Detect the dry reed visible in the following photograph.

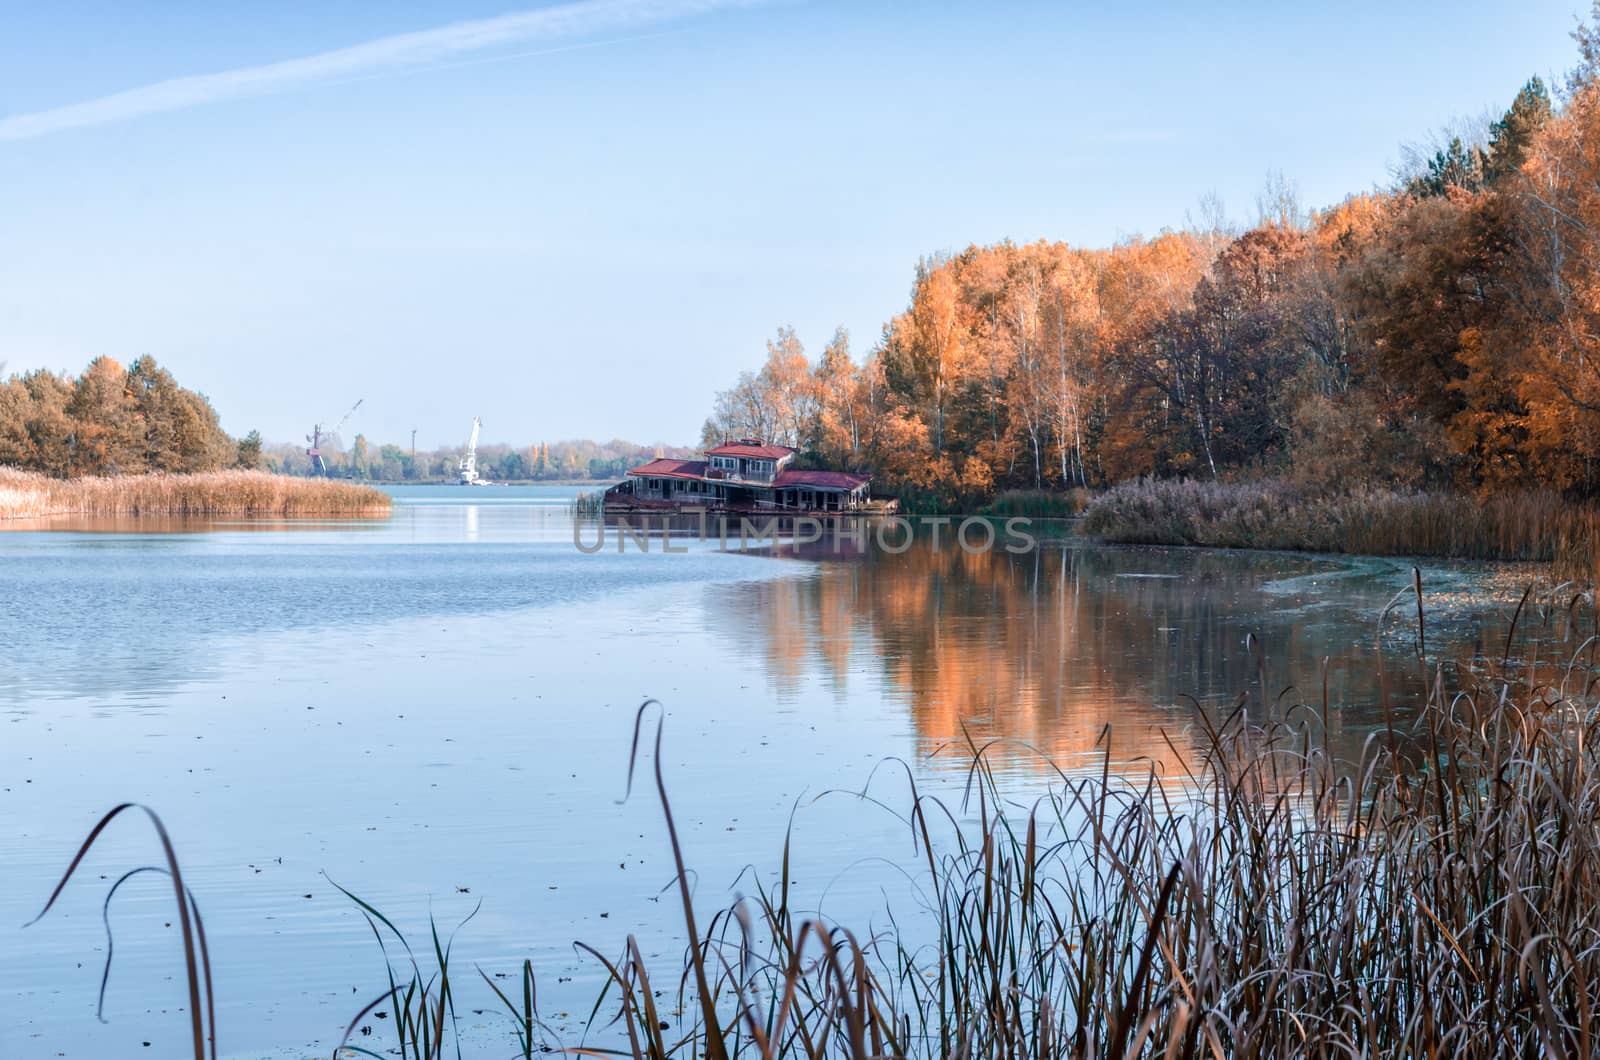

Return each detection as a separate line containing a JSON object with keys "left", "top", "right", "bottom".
{"left": 0, "top": 467, "right": 390, "bottom": 519}
{"left": 1082, "top": 477, "right": 1600, "bottom": 578}
{"left": 547, "top": 588, "right": 1600, "bottom": 1058}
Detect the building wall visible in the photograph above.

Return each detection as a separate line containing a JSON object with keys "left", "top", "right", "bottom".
{"left": 630, "top": 477, "right": 721, "bottom": 502}
{"left": 708, "top": 452, "right": 795, "bottom": 484}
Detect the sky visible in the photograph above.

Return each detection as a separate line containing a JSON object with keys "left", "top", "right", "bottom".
{"left": 0, "top": 0, "right": 1587, "bottom": 449}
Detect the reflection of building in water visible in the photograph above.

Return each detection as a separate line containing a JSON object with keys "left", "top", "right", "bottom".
{"left": 710, "top": 542, "right": 1423, "bottom": 779}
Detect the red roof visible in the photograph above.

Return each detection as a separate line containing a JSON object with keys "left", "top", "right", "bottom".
{"left": 706, "top": 441, "right": 797, "bottom": 460}
{"left": 623, "top": 458, "right": 869, "bottom": 492}
{"left": 774, "top": 469, "right": 871, "bottom": 491}
{"left": 625, "top": 458, "right": 708, "bottom": 480}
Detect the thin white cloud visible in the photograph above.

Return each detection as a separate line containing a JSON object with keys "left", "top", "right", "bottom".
{"left": 0, "top": 0, "right": 759, "bottom": 143}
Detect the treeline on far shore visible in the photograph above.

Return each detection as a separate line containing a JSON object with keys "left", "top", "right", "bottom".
{"left": 257, "top": 436, "right": 696, "bottom": 484}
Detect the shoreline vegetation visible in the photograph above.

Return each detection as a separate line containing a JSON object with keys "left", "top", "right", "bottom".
{"left": 570, "top": 478, "right": 1600, "bottom": 575}
{"left": 36, "top": 589, "right": 1600, "bottom": 1058}
{"left": 1081, "top": 478, "right": 1600, "bottom": 576}
{"left": 677, "top": 45, "right": 1600, "bottom": 554}
{"left": 0, "top": 468, "right": 390, "bottom": 519}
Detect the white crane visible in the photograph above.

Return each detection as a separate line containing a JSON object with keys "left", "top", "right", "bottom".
{"left": 306, "top": 398, "right": 363, "bottom": 476}
{"left": 458, "top": 417, "right": 484, "bottom": 485}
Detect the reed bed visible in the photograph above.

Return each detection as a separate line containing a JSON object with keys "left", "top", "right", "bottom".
{"left": 521, "top": 615, "right": 1600, "bottom": 1059}
{"left": 34, "top": 586, "right": 1600, "bottom": 1058}
{"left": 0, "top": 467, "right": 390, "bottom": 519}
{"left": 1083, "top": 477, "right": 1600, "bottom": 577}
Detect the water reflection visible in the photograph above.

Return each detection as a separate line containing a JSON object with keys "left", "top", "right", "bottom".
{"left": 0, "top": 514, "right": 390, "bottom": 534}
{"left": 713, "top": 540, "right": 1453, "bottom": 777}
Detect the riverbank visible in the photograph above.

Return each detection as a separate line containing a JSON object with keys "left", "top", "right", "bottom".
{"left": 1081, "top": 478, "right": 1600, "bottom": 577}
{"left": 0, "top": 468, "right": 391, "bottom": 518}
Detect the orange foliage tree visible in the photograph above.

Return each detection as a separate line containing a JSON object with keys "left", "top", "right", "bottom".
{"left": 696, "top": 36, "right": 1600, "bottom": 507}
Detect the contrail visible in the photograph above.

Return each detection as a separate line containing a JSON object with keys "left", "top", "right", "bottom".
{"left": 0, "top": 0, "right": 761, "bottom": 143}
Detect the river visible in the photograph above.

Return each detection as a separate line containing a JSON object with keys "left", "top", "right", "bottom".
{"left": 0, "top": 485, "right": 1539, "bottom": 1058}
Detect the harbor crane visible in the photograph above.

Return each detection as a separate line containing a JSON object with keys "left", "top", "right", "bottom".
{"left": 306, "top": 398, "right": 363, "bottom": 476}
{"left": 459, "top": 416, "right": 483, "bottom": 485}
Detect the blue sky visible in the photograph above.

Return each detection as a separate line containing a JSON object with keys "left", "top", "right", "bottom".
{"left": 0, "top": 0, "right": 1584, "bottom": 448}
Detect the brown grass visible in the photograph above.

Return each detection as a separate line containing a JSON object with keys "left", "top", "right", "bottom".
{"left": 0, "top": 467, "right": 391, "bottom": 519}
{"left": 1082, "top": 477, "right": 1600, "bottom": 577}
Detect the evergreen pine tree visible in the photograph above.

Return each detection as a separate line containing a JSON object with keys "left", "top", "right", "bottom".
{"left": 1486, "top": 76, "right": 1552, "bottom": 185}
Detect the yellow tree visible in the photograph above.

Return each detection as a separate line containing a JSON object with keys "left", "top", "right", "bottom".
{"left": 66, "top": 356, "right": 141, "bottom": 475}
{"left": 999, "top": 245, "right": 1049, "bottom": 487}
{"left": 0, "top": 371, "right": 73, "bottom": 475}
{"left": 1041, "top": 247, "right": 1100, "bottom": 488}
{"left": 761, "top": 326, "right": 818, "bottom": 449}
{"left": 960, "top": 243, "right": 1019, "bottom": 474}
{"left": 882, "top": 258, "right": 977, "bottom": 456}
{"left": 1512, "top": 80, "right": 1600, "bottom": 486}
{"left": 1095, "top": 233, "right": 1209, "bottom": 480}
{"left": 814, "top": 327, "right": 861, "bottom": 465}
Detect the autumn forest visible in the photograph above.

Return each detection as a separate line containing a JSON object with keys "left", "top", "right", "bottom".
{"left": 704, "top": 55, "right": 1600, "bottom": 511}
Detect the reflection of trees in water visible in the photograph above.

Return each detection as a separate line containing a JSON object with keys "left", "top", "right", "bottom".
{"left": 714, "top": 543, "right": 1434, "bottom": 777}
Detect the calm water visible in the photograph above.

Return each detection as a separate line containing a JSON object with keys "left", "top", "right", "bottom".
{"left": 0, "top": 486, "right": 1530, "bottom": 1058}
